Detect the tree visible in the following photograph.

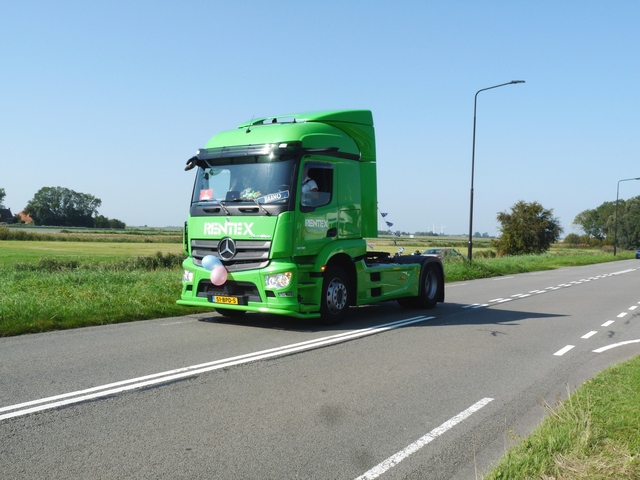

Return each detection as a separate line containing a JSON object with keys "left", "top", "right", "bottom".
{"left": 94, "top": 215, "right": 126, "bottom": 229}
{"left": 573, "top": 196, "right": 640, "bottom": 250}
{"left": 24, "top": 187, "right": 102, "bottom": 227}
{"left": 492, "top": 200, "right": 563, "bottom": 255}
{"left": 0, "top": 188, "right": 5, "bottom": 209}
{"left": 616, "top": 196, "right": 640, "bottom": 250}
{"left": 572, "top": 201, "right": 616, "bottom": 240}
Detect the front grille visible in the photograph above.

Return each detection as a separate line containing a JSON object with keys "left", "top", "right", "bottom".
{"left": 191, "top": 239, "right": 271, "bottom": 272}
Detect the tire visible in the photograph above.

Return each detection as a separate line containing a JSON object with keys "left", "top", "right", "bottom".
{"left": 214, "top": 308, "right": 247, "bottom": 318}
{"left": 415, "top": 263, "right": 441, "bottom": 309}
{"left": 320, "top": 265, "right": 349, "bottom": 325}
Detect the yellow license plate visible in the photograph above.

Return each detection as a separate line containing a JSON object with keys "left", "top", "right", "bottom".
{"left": 213, "top": 296, "right": 239, "bottom": 305}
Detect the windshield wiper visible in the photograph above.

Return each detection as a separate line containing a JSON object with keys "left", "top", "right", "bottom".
{"left": 217, "top": 202, "right": 231, "bottom": 215}
{"left": 252, "top": 197, "right": 271, "bottom": 216}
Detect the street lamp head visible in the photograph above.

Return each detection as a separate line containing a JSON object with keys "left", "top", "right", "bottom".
{"left": 510, "top": 80, "right": 525, "bottom": 84}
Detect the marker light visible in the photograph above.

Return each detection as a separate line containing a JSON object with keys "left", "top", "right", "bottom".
{"left": 183, "top": 269, "right": 194, "bottom": 282}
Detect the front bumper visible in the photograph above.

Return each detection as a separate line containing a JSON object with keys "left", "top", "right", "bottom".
{"left": 178, "top": 258, "right": 322, "bottom": 319}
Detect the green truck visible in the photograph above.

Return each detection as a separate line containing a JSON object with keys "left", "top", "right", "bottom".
{"left": 177, "top": 110, "right": 444, "bottom": 324}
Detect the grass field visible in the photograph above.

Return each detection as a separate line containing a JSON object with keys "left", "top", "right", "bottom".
{"left": 0, "top": 239, "right": 184, "bottom": 266}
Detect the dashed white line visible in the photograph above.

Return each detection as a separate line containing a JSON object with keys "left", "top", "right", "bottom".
{"left": 617, "top": 312, "right": 628, "bottom": 318}
{"left": 554, "top": 345, "right": 575, "bottom": 356}
{"left": 602, "top": 320, "right": 615, "bottom": 327}
{"left": 581, "top": 331, "right": 598, "bottom": 339}
{"left": 354, "top": 398, "right": 494, "bottom": 480}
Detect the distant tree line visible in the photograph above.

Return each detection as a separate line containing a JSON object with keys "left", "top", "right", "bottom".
{"left": 2, "top": 186, "right": 127, "bottom": 229}
{"left": 571, "top": 195, "right": 640, "bottom": 250}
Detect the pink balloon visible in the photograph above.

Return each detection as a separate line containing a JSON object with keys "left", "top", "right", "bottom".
{"left": 210, "top": 265, "right": 228, "bottom": 286}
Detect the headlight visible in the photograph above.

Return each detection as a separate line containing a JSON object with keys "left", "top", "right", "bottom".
{"left": 183, "top": 269, "right": 194, "bottom": 282}
{"left": 265, "top": 272, "right": 292, "bottom": 289}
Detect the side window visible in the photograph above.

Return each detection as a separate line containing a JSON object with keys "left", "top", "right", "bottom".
{"left": 301, "top": 162, "right": 333, "bottom": 208}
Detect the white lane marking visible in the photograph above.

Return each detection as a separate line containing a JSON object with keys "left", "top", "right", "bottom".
{"left": 492, "top": 276, "right": 514, "bottom": 281}
{"left": 489, "top": 298, "right": 503, "bottom": 303}
{"left": 581, "top": 331, "right": 598, "bottom": 339}
{"left": 617, "top": 312, "right": 628, "bottom": 318}
{"left": 602, "top": 320, "right": 615, "bottom": 327}
{"left": 554, "top": 345, "right": 575, "bottom": 356}
{"left": 630, "top": 306, "right": 638, "bottom": 311}
{"left": 593, "top": 339, "right": 640, "bottom": 353}
{"left": 612, "top": 268, "right": 636, "bottom": 275}
{"left": 354, "top": 398, "right": 494, "bottom": 480}
{"left": 0, "top": 316, "right": 434, "bottom": 421}
{"left": 463, "top": 303, "right": 489, "bottom": 309}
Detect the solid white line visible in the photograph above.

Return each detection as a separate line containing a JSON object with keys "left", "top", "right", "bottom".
{"left": 593, "top": 339, "right": 640, "bottom": 353}
{"left": 553, "top": 345, "right": 575, "bottom": 356}
{"left": 601, "top": 320, "right": 615, "bottom": 327}
{"left": 354, "top": 398, "right": 494, "bottom": 480}
{"left": 581, "top": 331, "right": 598, "bottom": 339}
{"left": 1, "top": 315, "right": 434, "bottom": 421}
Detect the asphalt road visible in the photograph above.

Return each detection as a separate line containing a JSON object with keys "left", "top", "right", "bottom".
{"left": 2, "top": 260, "right": 639, "bottom": 479}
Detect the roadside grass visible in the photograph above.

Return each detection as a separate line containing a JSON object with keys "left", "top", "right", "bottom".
{"left": 0, "top": 253, "right": 210, "bottom": 336}
{"left": 484, "top": 356, "right": 640, "bottom": 479}
{"left": 443, "top": 250, "right": 635, "bottom": 282}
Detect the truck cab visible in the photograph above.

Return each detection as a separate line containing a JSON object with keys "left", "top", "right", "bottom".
{"left": 178, "top": 110, "right": 444, "bottom": 323}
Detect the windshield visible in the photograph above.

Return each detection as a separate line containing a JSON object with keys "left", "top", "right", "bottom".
{"left": 191, "top": 158, "right": 295, "bottom": 206}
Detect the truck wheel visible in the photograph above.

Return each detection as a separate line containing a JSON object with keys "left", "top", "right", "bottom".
{"left": 320, "top": 266, "right": 349, "bottom": 324}
{"left": 416, "top": 263, "right": 441, "bottom": 309}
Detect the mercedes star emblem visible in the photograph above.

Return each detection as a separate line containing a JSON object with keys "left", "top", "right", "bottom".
{"left": 218, "top": 237, "right": 237, "bottom": 261}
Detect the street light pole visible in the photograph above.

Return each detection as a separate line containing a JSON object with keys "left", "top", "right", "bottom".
{"left": 613, "top": 177, "right": 640, "bottom": 255}
{"left": 468, "top": 80, "right": 525, "bottom": 262}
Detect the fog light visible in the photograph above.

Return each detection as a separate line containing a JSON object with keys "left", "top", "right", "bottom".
{"left": 265, "top": 272, "right": 292, "bottom": 289}
{"left": 183, "top": 269, "right": 194, "bottom": 282}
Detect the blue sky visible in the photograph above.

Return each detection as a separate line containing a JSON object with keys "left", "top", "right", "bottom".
{"left": 2, "top": 1, "right": 639, "bottom": 236}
